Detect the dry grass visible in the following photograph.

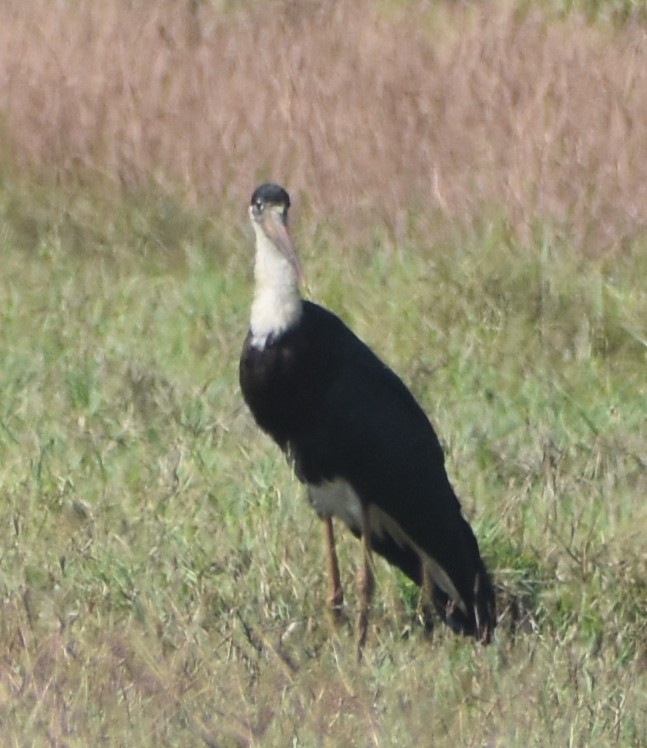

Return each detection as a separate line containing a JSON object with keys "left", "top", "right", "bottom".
{"left": 1, "top": 0, "right": 645, "bottom": 251}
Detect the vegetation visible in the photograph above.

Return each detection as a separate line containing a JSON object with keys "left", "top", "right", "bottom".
{"left": 0, "top": 1, "right": 645, "bottom": 745}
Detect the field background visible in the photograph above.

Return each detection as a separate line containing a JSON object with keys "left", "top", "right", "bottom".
{"left": 0, "top": 0, "right": 646, "bottom": 745}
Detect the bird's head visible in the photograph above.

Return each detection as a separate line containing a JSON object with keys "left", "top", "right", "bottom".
{"left": 249, "top": 183, "right": 303, "bottom": 285}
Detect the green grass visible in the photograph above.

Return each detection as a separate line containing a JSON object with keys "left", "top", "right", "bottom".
{"left": 0, "top": 181, "right": 645, "bottom": 746}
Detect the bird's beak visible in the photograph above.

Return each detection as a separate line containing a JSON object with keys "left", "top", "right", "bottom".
{"left": 258, "top": 208, "right": 304, "bottom": 286}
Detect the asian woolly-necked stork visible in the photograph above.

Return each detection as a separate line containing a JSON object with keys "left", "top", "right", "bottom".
{"left": 239, "top": 183, "right": 496, "bottom": 652}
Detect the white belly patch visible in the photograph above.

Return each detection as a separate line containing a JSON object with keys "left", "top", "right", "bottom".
{"left": 308, "top": 478, "right": 363, "bottom": 532}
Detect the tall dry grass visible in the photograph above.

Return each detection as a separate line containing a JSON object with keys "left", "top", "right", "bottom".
{"left": 0, "top": 0, "right": 645, "bottom": 250}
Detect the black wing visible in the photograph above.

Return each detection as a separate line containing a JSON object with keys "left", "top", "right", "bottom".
{"left": 290, "top": 303, "right": 495, "bottom": 637}
{"left": 240, "top": 301, "right": 496, "bottom": 638}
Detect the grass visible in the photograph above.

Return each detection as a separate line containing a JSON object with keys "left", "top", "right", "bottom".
{"left": 0, "top": 0, "right": 646, "bottom": 744}
{"left": 0, "top": 180, "right": 645, "bottom": 746}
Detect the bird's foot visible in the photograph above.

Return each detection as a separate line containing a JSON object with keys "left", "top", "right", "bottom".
{"left": 355, "top": 608, "right": 370, "bottom": 661}
{"left": 326, "top": 583, "right": 346, "bottom": 627}
{"left": 326, "top": 602, "right": 347, "bottom": 628}
{"left": 417, "top": 602, "right": 435, "bottom": 640}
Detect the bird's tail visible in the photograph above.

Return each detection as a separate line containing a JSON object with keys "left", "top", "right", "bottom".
{"left": 362, "top": 499, "right": 497, "bottom": 642}
{"left": 431, "top": 515, "right": 496, "bottom": 644}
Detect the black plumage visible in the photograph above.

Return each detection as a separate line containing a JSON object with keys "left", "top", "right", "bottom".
{"left": 240, "top": 183, "right": 496, "bottom": 647}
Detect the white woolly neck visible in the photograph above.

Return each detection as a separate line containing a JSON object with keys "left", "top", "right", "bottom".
{"left": 250, "top": 223, "right": 303, "bottom": 348}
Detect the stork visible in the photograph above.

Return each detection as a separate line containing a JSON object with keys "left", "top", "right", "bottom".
{"left": 239, "top": 183, "right": 496, "bottom": 654}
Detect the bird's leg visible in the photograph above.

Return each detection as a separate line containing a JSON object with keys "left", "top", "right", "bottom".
{"left": 419, "top": 563, "right": 435, "bottom": 637}
{"left": 322, "top": 516, "right": 344, "bottom": 624}
{"left": 356, "top": 506, "right": 375, "bottom": 659}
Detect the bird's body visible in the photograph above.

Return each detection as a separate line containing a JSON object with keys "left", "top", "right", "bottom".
{"left": 240, "top": 183, "right": 496, "bottom": 648}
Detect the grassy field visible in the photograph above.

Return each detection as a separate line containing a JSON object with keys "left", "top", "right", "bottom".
{"left": 1, "top": 1, "right": 646, "bottom": 746}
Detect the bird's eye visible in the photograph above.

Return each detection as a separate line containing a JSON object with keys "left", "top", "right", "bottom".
{"left": 254, "top": 199, "right": 264, "bottom": 212}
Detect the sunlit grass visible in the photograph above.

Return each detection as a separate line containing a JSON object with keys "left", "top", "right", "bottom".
{"left": 0, "top": 0, "right": 645, "bottom": 740}
{"left": 0, "top": 178, "right": 644, "bottom": 745}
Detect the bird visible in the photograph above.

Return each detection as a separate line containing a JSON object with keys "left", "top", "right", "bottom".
{"left": 239, "top": 182, "right": 496, "bottom": 654}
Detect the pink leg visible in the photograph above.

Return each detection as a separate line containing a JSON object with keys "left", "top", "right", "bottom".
{"left": 355, "top": 507, "right": 375, "bottom": 659}
{"left": 323, "top": 516, "right": 344, "bottom": 623}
